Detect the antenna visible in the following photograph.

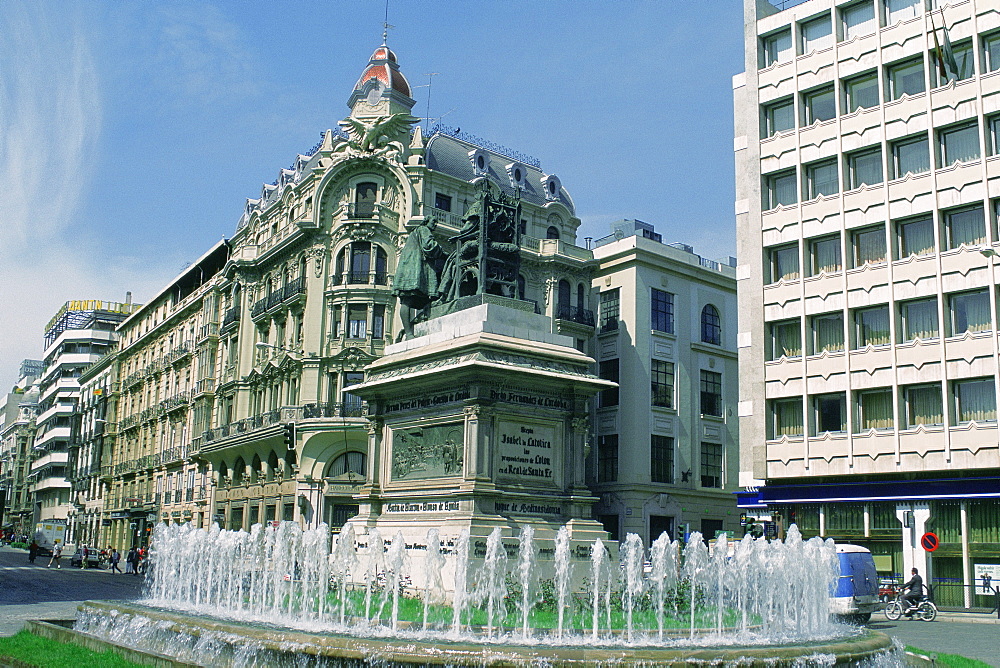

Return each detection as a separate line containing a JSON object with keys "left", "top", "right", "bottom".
{"left": 382, "top": 0, "right": 392, "bottom": 45}
{"left": 423, "top": 73, "right": 439, "bottom": 134}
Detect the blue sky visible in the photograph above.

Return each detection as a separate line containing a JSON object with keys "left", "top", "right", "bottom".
{"left": 0, "top": 1, "right": 744, "bottom": 385}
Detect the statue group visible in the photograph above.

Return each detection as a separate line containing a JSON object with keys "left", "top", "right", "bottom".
{"left": 392, "top": 182, "right": 521, "bottom": 340}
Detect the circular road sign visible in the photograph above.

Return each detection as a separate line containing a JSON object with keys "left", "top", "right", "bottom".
{"left": 920, "top": 532, "right": 940, "bottom": 552}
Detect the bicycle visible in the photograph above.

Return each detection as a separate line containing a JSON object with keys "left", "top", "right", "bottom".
{"left": 883, "top": 587, "right": 937, "bottom": 622}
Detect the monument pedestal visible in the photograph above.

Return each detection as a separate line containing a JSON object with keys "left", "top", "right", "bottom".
{"left": 350, "top": 299, "right": 613, "bottom": 581}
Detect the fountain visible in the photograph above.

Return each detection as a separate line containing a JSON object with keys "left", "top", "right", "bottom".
{"left": 63, "top": 521, "right": 900, "bottom": 666}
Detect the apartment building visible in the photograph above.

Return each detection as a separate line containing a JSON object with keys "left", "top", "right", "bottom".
{"left": 0, "top": 360, "right": 43, "bottom": 538}
{"left": 736, "top": 0, "right": 1000, "bottom": 605}
{"left": 31, "top": 301, "right": 137, "bottom": 527}
{"left": 590, "top": 221, "right": 740, "bottom": 543}
{"left": 108, "top": 242, "right": 227, "bottom": 549}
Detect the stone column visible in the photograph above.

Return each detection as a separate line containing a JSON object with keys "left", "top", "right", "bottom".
{"left": 569, "top": 416, "right": 589, "bottom": 490}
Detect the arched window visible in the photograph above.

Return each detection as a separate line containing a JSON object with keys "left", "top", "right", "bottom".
{"left": 233, "top": 457, "right": 246, "bottom": 485}
{"left": 339, "top": 242, "right": 372, "bottom": 284}
{"left": 251, "top": 454, "right": 262, "bottom": 483}
{"left": 326, "top": 451, "right": 367, "bottom": 479}
{"left": 299, "top": 255, "right": 308, "bottom": 279}
{"left": 577, "top": 283, "right": 585, "bottom": 308}
{"left": 267, "top": 451, "right": 280, "bottom": 482}
{"left": 701, "top": 304, "right": 722, "bottom": 345}
{"left": 217, "top": 461, "right": 229, "bottom": 485}
{"left": 546, "top": 226, "right": 560, "bottom": 240}
{"left": 517, "top": 274, "right": 526, "bottom": 300}
{"left": 354, "top": 182, "right": 378, "bottom": 218}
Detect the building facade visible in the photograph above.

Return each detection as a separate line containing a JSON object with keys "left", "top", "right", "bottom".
{"left": 736, "top": 0, "right": 1000, "bottom": 606}
{"left": 590, "top": 221, "right": 740, "bottom": 543}
{"left": 31, "top": 301, "right": 137, "bottom": 528}
{"left": 0, "top": 360, "right": 43, "bottom": 538}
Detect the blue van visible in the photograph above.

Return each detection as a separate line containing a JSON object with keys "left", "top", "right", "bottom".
{"left": 831, "top": 544, "right": 879, "bottom": 624}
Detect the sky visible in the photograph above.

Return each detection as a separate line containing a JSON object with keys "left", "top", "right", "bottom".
{"left": 0, "top": 0, "right": 746, "bottom": 386}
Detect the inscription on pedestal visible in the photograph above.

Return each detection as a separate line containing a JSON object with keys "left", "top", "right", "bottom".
{"left": 495, "top": 419, "right": 559, "bottom": 486}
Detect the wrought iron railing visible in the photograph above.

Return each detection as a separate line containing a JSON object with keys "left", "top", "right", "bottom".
{"left": 555, "top": 304, "right": 595, "bottom": 327}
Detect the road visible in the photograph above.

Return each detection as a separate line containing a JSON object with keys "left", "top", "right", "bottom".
{"left": 2, "top": 545, "right": 999, "bottom": 665}
{"left": 868, "top": 615, "right": 1000, "bottom": 667}
{"left": 0, "top": 545, "right": 143, "bottom": 636}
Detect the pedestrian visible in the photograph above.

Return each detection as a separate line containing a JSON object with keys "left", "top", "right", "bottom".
{"left": 80, "top": 544, "right": 89, "bottom": 569}
{"left": 28, "top": 540, "right": 38, "bottom": 564}
{"left": 47, "top": 541, "right": 63, "bottom": 569}
{"left": 110, "top": 548, "right": 122, "bottom": 574}
{"left": 126, "top": 546, "right": 137, "bottom": 575}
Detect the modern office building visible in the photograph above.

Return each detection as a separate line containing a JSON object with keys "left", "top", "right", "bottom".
{"left": 590, "top": 221, "right": 739, "bottom": 543}
{"left": 0, "top": 360, "right": 43, "bottom": 538}
{"left": 736, "top": 0, "right": 1000, "bottom": 605}
{"left": 31, "top": 301, "right": 138, "bottom": 526}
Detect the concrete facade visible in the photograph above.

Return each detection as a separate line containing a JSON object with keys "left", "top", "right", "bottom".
{"left": 736, "top": 0, "right": 1000, "bottom": 606}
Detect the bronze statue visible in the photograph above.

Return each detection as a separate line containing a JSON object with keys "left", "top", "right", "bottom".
{"left": 392, "top": 217, "right": 443, "bottom": 340}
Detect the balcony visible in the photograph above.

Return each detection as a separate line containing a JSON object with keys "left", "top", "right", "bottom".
{"left": 251, "top": 276, "right": 308, "bottom": 320}
{"left": 221, "top": 307, "right": 240, "bottom": 330}
{"left": 194, "top": 377, "right": 216, "bottom": 396}
{"left": 329, "top": 271, "right": 391, "bottom": 287}
{"left": 203, "top": 402, "right": 368, "bottom": 444}
{"left": 198, "top": 322, "right": 220, "bottom": 341}
{"left": 555, "top": 304, "right": 595, "bottom": 327}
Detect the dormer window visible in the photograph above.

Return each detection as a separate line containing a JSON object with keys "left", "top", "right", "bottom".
{"left": 506, "top": 162, "right": 528, "bottom": 189}
{"left": 541, "top": 174, "right": 561, "bottom": 201}
{"left": 468, "top": 149, "right": 490, "bottom": 176}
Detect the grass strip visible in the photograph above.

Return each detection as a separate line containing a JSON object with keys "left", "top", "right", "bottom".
{"left": 905, "top": 645, "right": 994, "bottom": 668}
{"left": 0, "top": 630, "right": 144, "bottom": 668}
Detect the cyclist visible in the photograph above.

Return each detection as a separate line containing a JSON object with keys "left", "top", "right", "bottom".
{"left": 900, "top": 567, "right": 924, "bottom": 617}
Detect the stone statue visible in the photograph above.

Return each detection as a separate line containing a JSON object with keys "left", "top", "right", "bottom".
{"left": 392, "top": 217, "right": 443, "bottom": 340}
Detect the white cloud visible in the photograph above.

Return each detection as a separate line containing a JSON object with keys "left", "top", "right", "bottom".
{"left": 0, "top": 4, "right": 167, "bottom": 385}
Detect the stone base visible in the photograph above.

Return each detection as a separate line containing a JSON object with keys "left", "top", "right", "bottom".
{"left": 68, "top": 601, "right": 901, "bottom": 667}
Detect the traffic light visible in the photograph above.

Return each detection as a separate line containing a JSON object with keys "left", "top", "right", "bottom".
{"left": 283, "top": 423, "right": 295, "bottom": 450}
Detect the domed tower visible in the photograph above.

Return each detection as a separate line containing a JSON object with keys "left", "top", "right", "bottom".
{"left": 347, "top": 44, "right": 415, "bottom": 118}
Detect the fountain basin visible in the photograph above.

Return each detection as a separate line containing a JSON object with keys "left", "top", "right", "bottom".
{"left": 73, "top": 601, "right": 898, "bottom": 667}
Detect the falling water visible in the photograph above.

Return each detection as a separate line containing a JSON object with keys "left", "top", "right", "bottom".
{"left": 620, "top": 533, "right": 645, "bottom": 642}
{"left": 589, "top": 538, "right": 608, "bottom": 641}
{"left": 423, "top": 529, "right": 445, "bottom": 631}
{"left": 553, "top": 526, "right": 571, "bottom": 639}
{"left": 516, "top": 525, "right": 535, "bottom": 639}
{"left": 479, "top": 527, "right": 508, "bottom": 638}
{"left": 363, "top": 528, "right": 384, "bottom": 624}
{"left": 144, "top": 521, "right": 846, "bottom": 647}
{"left": 385, "top": 532, "right": 407, "bottom": 633}
{"left": 451, "top": 529, "right": 470, "bottom": 635}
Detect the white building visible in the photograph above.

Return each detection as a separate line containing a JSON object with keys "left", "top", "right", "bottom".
{"left": 590, "top": 221, "right": 740, "bottom": 543}
{"left": 30, "top": 301, "right": 137, "bottom": 526}
{"left": 735, "top": 0, "right": 1000, "bottom": 607}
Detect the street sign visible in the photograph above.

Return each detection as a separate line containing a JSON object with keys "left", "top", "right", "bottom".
{"left": 974, "top": 564, "right": 1000, "bottom": 595}
{"left": 920, "top": 532, "right": 939, "bottom": 552}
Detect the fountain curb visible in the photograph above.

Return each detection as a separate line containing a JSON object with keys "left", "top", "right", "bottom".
{"left": 71, "top": 601, "right": 898, "bottom": 667}
{"left": 23, "top": 618, "right": 193, "bottom": 667}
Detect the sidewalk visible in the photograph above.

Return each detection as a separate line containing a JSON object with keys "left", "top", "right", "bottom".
{"left": 927, "top": 610, "right": 1000, "bottom": 624}
{"left": 0, "top": 602, "right": 83, "bottom": 637}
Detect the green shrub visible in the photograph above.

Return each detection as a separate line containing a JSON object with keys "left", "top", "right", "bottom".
{"left": 0, "top": 630, "right": 144, "bottom": 668}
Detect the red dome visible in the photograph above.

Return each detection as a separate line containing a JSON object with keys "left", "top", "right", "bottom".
{"left": 355, "top": 46, "right": 410, "bottom": 97}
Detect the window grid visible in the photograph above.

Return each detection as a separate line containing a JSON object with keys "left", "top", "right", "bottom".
{"left": 701, "top": 304, "right": 721, "bottom": 344}
{"left": 651, "top": 359, "right": 675, "bottom": 408}
{"left": 598, "top": 435, "right": 618, "bottom": 483}
{"left": 700, "top": 370, "right": 723, "bottom": 417}
{"left": 651, "top": 288, "right": 674, "bottom": 334}
{"left": 599, "top": 289, "right": 620, "bottom": 332}
{"left": 650, "top": 435, "right": 674, "bottom": 484}
{"left": 700, "top": 442, "right": 723, "bottom": 489}
{"left": 599, "top": 359, "right": 619, "bottom": 408}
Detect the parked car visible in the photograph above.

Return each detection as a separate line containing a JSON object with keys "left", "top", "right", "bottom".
{"left": 878, "top": 577, "right": 900, "bottom": 603}
{"left": 69, "top": 546, "right": 105, "bottom": 569}
{"left": 830, "top": 544, "right": 879, "bottom": 624}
